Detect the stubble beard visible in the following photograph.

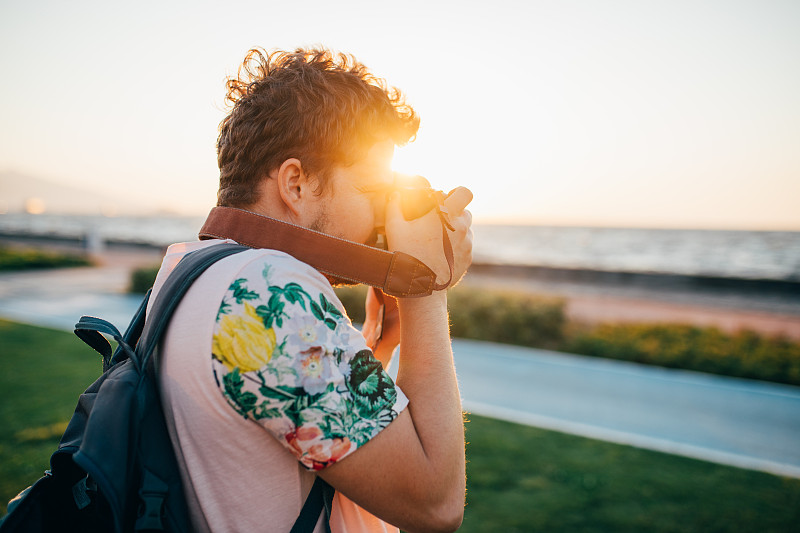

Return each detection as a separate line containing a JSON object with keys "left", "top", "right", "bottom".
{"left": 309, "top": 207, "right": 330, "bottom": 235}
{"left": 307, "top": 206, "right": 359, "bottom": 287}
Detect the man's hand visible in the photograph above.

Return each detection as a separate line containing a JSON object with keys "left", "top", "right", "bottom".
{"left": 361, "top": 185, "right": 472, "bottom": 367}
{"left": 385, "top": 186, "right": 474, "bottom": 288}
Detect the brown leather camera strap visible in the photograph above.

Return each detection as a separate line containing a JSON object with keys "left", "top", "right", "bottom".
{"left": 198, "top": 206, "right": 453, "bottom": 297}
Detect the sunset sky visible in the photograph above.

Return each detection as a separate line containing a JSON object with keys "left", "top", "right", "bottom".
{"left": 1, "top": 0, "right": 798, "bottom": 229}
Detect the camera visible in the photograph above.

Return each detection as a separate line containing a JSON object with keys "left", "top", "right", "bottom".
{"left": 372, "top": 175, "right": 450, "bottom": 250}
{"left": 395, "top": 185, "right": 448, "bottom": 221}
{"left": 385, "top": 173, "right": 448, "bottom": 221}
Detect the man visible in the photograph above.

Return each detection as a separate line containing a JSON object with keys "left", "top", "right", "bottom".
{"left": 149, "top": 48, "right": 473, "bottom": 532}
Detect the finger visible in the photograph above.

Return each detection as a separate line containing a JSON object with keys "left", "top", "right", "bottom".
{"left": 447, "top": 208, "right": 473, "bottom": 234}
{"left": 455, "top": 209, "right": 473, "bottom": 232}
{"left": 444, "top": 187, "right": 473, "bottom": 215}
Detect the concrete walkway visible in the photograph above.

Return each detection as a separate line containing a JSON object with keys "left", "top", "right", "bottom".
{"left": 1, "top": 264, "right": 799, "bottom": 479}
{"left": 0, "top": 264, "right": 148, "bottom": 331}
{"left": 455, "top": 340, "right": 800, "bottom": 478}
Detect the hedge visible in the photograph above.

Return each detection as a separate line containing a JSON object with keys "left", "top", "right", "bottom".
{"left": 129, "top": 265, "right": 161, "bottom": 293}
{"left": 0, "top": 246, "right": 91, "bottom": 271}
{"left": 334, "top": 285, "right": 565, "bottom": 349}
{"left": 566, "top": 323, "right": 800, "bottom": 386}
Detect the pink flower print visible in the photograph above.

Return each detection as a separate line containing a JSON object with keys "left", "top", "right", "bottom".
{"left": 293, "top": 346, "right": 336, "bottom": 395}
{"left": 285, "top": 425, "right": 354, "bottom": 470}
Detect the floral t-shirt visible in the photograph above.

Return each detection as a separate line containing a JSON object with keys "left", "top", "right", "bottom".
{"left": 210, "top": 252, "right": 403, "bottom": 471}
{"left": 153, "top": 240, "right": 407, "bottom": 533}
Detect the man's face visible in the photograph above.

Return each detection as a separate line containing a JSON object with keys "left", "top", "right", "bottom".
{"left": 310, "top": 139, "right": 396, "bottom": 246}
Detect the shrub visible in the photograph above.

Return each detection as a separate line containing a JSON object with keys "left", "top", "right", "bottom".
{"left": 129, "top": 265, "right": 161, "bottom": 293}
{"left": 334, "top": 285, "right": 566, "bottom": 349}
{"left": 333, "top": 285, "right": 369, "bottom": 323}
{"left": 566, "top": 323, "right": 800, "bottom": 386}
{"left": 448, "top": 286, "right": 566, "bottom": 349}
{"left": 0, "top": 245, "right": 91, "bottom": 271}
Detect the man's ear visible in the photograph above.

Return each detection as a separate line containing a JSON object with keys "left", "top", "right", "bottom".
{"left": 275, "top": 158, "right": 318, "bottom": 216}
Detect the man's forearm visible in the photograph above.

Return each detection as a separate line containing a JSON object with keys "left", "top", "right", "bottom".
{"left": 395, "top": 292, "right": 466, "bottom": 512}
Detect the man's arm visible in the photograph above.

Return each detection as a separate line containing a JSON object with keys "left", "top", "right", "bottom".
{"left": 361, "top": 287, "right": 399, "bottom": 369}
{"left": 319, "top": 188, "right": 473, "bottom": 533}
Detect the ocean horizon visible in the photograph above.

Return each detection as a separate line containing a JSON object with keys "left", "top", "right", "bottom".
{"left": 1, "top": 212, "right": 798, "bottom": 282}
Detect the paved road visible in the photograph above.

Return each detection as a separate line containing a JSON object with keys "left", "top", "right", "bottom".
{"left": 0, "top": 265, "right": 146, "bottom": 331}
{"left": 454, "top": 340, "right": 800, "bottom": 478}
{"left": 2, "top": 265, "right": 799, "bottom": 478}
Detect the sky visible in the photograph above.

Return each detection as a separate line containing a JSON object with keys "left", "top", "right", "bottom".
{"left": 1, "top": 0, "right": 798, "bottom": 229}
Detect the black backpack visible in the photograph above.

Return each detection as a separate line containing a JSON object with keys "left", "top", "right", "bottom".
{"left": 0, "top": 243, "right": 333, "bottom": 533}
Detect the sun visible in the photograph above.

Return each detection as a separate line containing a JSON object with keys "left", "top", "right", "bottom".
{"left": 392, "top": 132, "right": 500, "bottom": 223}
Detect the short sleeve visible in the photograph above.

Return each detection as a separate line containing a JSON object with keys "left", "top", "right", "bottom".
{"left": 210, "top": 251, "right": 408, "bottom": 471}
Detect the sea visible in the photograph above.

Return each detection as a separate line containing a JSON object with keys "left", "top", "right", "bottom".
{"left": 1, "top": 213, "right": 799, "bottom": 282}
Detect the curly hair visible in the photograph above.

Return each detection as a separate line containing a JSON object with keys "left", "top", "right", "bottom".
{"left": 216, "top": 47, "right": 420, "bottom": 207}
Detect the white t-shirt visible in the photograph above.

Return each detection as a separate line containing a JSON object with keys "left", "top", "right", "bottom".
{"left": 150, "top": 239, "right": 408, "bottom": 532}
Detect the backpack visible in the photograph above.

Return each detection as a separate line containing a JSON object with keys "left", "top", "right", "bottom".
{"left": 0, "top": 243, "right": 333, "bottom": 533}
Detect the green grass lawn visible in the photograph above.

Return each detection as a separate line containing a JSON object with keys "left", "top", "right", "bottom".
{"left": 1, "top": 319, "right": 799, "bottom": 530}
{"left": 462, "top": 416, "right": 800, "bottom": 532}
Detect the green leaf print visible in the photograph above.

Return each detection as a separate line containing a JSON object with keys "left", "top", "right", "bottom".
{"left": 283, "top": 289, "right": 300, "bottom": 306}
{"left": 255, "top": 296, "right": 288, "bottom": 329}
{"left": 310, "top": 300, "right": 324, "bottom": 321}
{"left": 284, "top": 282, "right": 305, "bottom": 294}
{"left": 258, "top": 384, "right": 300, "bottom": 401}
{"left": 289, "top": 394, "right": 315, "bottom": 420}
{"left": 253, "top": 404, "right": 282, "bottom": 420}
{"left": 223, "top": 368, "right": 258, "bottom": 418}
{"left": 319, "top": 293, "right": 342, "bottom": 318}
{"left": 356, "top": 372, "right": 381, "bottom": 396}
{"left": 347, "top": 350, "right": 398, "bottom": 416}
{"left": 257, "top": 281, "right": 343, "bottom": 330}
{"left": 270, "top": 298, "right": 287, "bottom": 328}
{"left": 261, "top": 264, "right": 273, "bottom": 285}
{"left": 229, "top": 279, "right": 259, "bottom": 304}
{"left": 318, "top": 404, "right": 393, "bottom": 447}
{"left": 216, "top": 298, "right": 232, "bottom": 321}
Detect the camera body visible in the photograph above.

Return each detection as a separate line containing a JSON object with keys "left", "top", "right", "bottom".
{"left": 395, "top": 186, "right": 448, "bottom": 221}
{"left": 372, "top": 182, "right": 449, "bottom": 250}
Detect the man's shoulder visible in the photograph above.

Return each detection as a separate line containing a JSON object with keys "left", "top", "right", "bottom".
{"left": 226, "top": 245, "right": 331, "bottom": 288}
{"left": 154, "top": 240, "right": 336, "bottom": 303}
{"left": 166, "top": 240, "right": 327, "bottom": 278}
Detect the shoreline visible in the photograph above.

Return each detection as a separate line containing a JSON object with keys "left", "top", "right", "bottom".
{"left": 467, "top": 262, "right": 800, "bottom": 299}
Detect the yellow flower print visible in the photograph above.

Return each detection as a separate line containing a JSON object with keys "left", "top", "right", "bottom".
{"left": 213, "top": 303, "right": 277, "bottom": 373}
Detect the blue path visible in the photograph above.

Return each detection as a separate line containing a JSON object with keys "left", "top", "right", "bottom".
{"left": 1, "top": 266, "right": 798, "bottom": 478}
{"left": 454, "top": 339, "right": 800, "bottom": 478}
